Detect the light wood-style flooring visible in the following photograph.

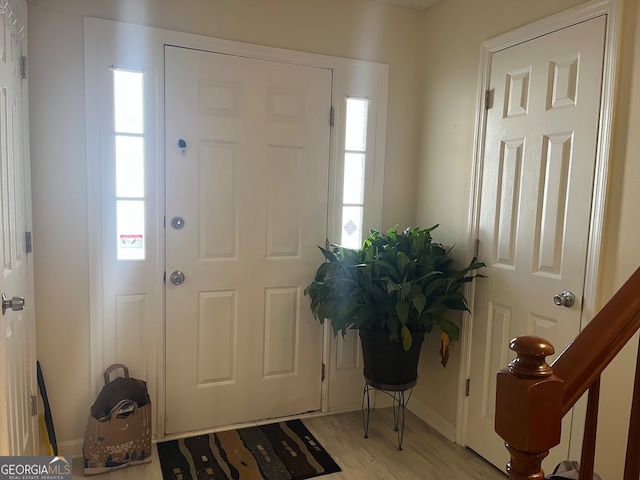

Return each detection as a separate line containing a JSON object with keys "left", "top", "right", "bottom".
{"left": 72, "top": 408, "right": 507, "bottom": 479}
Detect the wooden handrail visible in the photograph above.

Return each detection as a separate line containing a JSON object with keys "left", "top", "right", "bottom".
{"left": 495, "top": 266, "right": 640, "bottom": 479}
{"left": 552, "top": 266, "right": 640, "bottom": 415}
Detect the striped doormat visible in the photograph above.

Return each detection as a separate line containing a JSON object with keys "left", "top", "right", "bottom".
{"left": 157, "top": 419, "right": 341, "bottom": 480}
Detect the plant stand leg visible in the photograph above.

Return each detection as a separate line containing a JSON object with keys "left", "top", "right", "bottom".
{"left": 362, "top": 382, "right": 413, "bottom": 450}
{"left": 392, "top": 391, "right": 401, "bottom": 431}
{"left": 392, "top": 388, "right": 412, "bottom": 450}
{"left": 362, "top": 382, "right": 371, "bottom": 439}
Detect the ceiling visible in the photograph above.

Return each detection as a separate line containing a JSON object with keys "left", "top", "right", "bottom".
{"left": 372, "top": 0, "right": 441, "bottom": 9}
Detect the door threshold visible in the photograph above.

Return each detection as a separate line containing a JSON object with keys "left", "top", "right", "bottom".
{"left": 159, "top": 409, "right": 326, "bottom": 443}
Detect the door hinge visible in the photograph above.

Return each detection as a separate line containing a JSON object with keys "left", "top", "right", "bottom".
{"left": 25, "top": 232, "right": 32, "bottom": 254}
{"left": 473, "top": 238, "right": 479, "bottom": 258}
{"left": 321, "top": 363, "right": 326, "bottom": 382}
{"left": 31, "top": 395, "right": 37, "bottom": 416}
{"left": 329, "top": 106, "right": 335, "bottom": 127}
{"left": 465, "top": 378, "right": 470, "bottom": 397}
{"left": 20, "top": 55, "right": 27, "bottom": 79}
{"left": 484, "top": 89, "right": 492, "bottom": 110}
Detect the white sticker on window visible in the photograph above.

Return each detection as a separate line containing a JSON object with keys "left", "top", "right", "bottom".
{"left": 119, "top": 234, "right": 143, "bottom": 249}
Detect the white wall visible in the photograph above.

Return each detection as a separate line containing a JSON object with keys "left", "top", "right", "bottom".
{"left": 28, "top": 0, "right": 424, "bottom": 449}
{"left": 29, "top": 4, "right": 91, "bottom": 451}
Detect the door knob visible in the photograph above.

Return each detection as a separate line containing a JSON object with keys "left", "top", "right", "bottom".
{"left": 2, "top": 293, "right": 25, "bottom": 315}
{"left": 553, "top": 291, "right": 575, "bottom": 308}
{"left": 170, "top": 271, "right": 185, "bottom": 286}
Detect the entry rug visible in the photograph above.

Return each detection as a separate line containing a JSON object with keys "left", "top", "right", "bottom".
{"left": 157, "top": 419, "right": 341, "bottom": 480}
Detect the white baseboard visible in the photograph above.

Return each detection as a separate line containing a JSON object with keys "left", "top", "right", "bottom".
{"left": 372, "top": 390, "right": 394, "bottom": 409}
{"left": 58, "top": 438, "right": 83, "bottom": 457}
{"left": 407, "top": 397, "right": 456, "bottom": 442}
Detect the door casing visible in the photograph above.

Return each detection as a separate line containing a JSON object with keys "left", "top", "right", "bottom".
{"left": 459, "top": 0, "right": 621, "bottom": 462}
{"left": 85, "top": 18, "right": 389, "bottom": 442}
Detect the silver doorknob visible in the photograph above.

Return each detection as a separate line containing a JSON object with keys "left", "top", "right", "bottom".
{"left": 2, "top": 293, "right": 25, "bottom": 315}
{"left": 553, "top": 291, "right": 575, "bottom": 308}
{"left": 170, "top": 271, "right": 185, "bottom": 286}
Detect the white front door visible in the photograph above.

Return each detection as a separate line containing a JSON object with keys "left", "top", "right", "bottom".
{"left": 165, "top": 46, "right": 332, "bottom": 434}
{"left": 466, "top": 16, "right": 606, "bottom": 471}
{"left": 0, "top": 0, "right": 37, "bottom": 456}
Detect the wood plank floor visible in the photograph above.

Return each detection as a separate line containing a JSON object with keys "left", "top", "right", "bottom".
{"left": 72, "top": 408, "right": 507, "bottom": 479}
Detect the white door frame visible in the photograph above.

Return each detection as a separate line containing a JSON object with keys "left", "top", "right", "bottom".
{"left": 85, "top": 18, "right": 388, "bottom": 441}
{"left": 458, "top": 0, "right": 621, "bottom": 459}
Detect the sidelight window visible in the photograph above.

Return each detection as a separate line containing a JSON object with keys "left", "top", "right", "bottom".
{"left": 340, "top": 97, "right": 369, "bottom": 249}
{"left": 113, "top": 68, "right": 145, "bottom": 260}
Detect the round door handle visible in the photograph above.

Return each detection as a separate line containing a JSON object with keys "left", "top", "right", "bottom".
{"left": 553, "top": 291, "right": 575, "bottom": 308}
{"left": 170, "top": 271, "right": 185, "bottom": 286}
{"left": 2, "top": 293, "right": 25, "bottom": 315}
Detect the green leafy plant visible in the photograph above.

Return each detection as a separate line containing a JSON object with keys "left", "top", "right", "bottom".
{"left": 304, "top": 225, "right": 485, "bottom": 356}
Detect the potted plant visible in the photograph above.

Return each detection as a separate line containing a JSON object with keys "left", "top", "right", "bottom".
{"left": 304, "top": 225, "right": 485, "bottom": 388}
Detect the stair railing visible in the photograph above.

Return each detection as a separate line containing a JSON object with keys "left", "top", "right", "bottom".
{"left": 494, "top": 266, "right": 640, "bottom": 480}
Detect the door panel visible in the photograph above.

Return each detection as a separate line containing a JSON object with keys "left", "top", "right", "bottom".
{"left": 0, "top": 0, "right": 36, "bottom": 456}
{"left": 165, "top": 46, "right": 331, "bottom": 434}
{"left": 466, "top": 16, "right": 606, "bottom": 471}
{"left": 327, "top": 330, "right": 363, "bottom": 411}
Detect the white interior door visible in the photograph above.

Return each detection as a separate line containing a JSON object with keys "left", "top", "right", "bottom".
{"left": 165, "top": 46, "right": 332, "bottom": 435}
{"left": 466, "top": 16, "right": 606, "bottom": 471}
{"left": 0, "top": 0, "right": 36, "bottom": 456}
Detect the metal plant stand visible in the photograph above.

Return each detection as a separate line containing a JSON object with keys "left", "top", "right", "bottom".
{"left": 361, "top": 378, "right": 416, "bottom": 450}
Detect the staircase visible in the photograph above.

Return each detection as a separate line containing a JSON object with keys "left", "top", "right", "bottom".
{"left": 494, "top": 266, "right": 640, "bottom": 479}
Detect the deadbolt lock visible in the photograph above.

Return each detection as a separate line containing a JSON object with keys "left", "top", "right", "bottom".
{"left": 171, "top": 217, "right": 185, "bottom": 230}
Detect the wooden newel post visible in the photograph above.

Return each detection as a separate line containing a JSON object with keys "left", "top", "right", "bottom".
{"left": 495, "top": 336, "right": 564, "bottom": 480}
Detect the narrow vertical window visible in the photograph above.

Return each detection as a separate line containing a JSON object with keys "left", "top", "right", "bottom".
{"left": 341, "top": 97, "right": 368, "bottom": 249}
{"left": 114, "top": 69, "right": 145, "bottom": 260}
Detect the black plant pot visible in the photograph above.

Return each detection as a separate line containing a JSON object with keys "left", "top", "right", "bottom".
{"left": 359, "top": 330, "right": 425, "bottom": 390}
